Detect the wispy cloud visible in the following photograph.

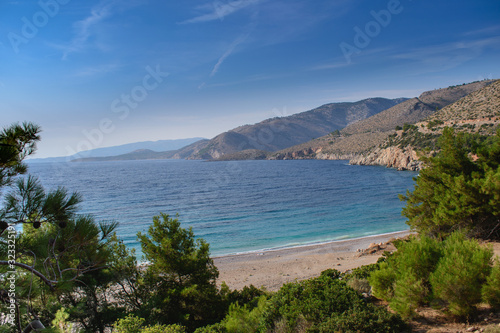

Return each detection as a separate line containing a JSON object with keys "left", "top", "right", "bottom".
{"left": 59, "top": 0, "right": 139, "bottom": 60}
{"left": 310, "top": 61, "right": 351, "bottom": 71}
{"left": 61, "top": 2, "right": 113, "bottom": 59}
{"left": 202, "top": 73, "right": 292, "bottom": 89}
{"left": 210, "top": 33, "right": 250, "bottom": 77}
{"left": 464, "top": 24, "right": 500, "bottom": 37}
{"left": 74, "top": 63, "right": 123, "bottom": 77}
{"left": 392, "top": 37, "right": 500, "bottom": 71}
{"left": 180, "top": 0, "right": 262, "bottom": 24}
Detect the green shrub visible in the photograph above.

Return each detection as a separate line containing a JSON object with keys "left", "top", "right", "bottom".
{"left": 317, "top": 304, "right": 408, "bottom": 333}
{"left": 392, "top": 235, "right": 442, "bottom": 282}
{"left": 389, "top": 269, "right": 427, "bottom": 318}
{"left": 193, "top": 323, "right": 226, "bottom": 333}
{"left": 260, "top": 274, "right": 404, "bottom": 332}
{"left": 401, "top": 128, "right": 500, "bottom": 240}
{"left": 223, "top": 296, "right": 267, "bottom": 333}
{"left": 114, "top": 315, "right": 145, "bottom": 333}
{"left": 320, "top": 268, "right": 342, "bottom": 279}
{"left": 369, "top": 235, "right": 441, "bottom": 304}
{"left": 346, "top": 263, "right": 380, "bottom": 280}
{"left": 369, "top": 232, "right": 496, "bottom": 320}
{"left": 219, "top": 283, "right": 267, "bottom": 313}
{"left": 482, "top": 259, "right": 500, "bottom": 309}
{"left": 369, "top": 261, "right": 397, "bottom": 300}
{"left": 429, "top": 232, "right": 493, "bottom": 318}
{"left": 346, "top": 277, "right": 372, "bottom": 295}
{"left": 260, "top": 275, "right": 363, "bottom": 331}
{"left": 141, "top": 324, "right": 186, "bottom": 333}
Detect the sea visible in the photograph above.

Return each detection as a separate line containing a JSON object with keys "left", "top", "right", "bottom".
{"left": 27, "top": 159, "right": 417, "bottom": 258}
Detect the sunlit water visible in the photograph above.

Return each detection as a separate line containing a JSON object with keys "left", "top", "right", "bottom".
{"left": 27, "top": 159, "right": 417, "bottom": 258}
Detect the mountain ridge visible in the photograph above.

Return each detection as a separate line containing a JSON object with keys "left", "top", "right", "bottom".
{"left": 350, "top": 79, "right": 500, "bottom": 170}
{"left": 190, "top": 97, "right": 407, "bottom": 160}
{"left": 267, "top": 79, "right": 495, "bottom": 162}
{"left": 29, "top": 137, "right": 206, "bottom": 163}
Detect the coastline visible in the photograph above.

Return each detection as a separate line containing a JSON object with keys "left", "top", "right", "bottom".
{"left": 214, "top": 230, "right": 412, "bottom": 291}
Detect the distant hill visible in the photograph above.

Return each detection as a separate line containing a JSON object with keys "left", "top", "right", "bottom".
{"left": 29, "top": 138, "right": 205, "bottom": 163}
{"left": 190, "top": 98, "right": 407, "bottom": 159}
{"left": 269, "top": 80, "right": 495, "bottom": 161}
{"left": 71, "top": 139, "right": 210, "bottom": 163}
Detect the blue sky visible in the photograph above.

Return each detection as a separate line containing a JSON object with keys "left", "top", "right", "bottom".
{"left": 1, "top": 0, "right": 499, "bottom": 158}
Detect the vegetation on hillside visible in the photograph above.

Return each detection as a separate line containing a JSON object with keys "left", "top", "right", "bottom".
{"left": 369, "top": 232, "right": 496, "bottom": 319}
{"left": 400, "top": 127, "right": 500, "bottom": 240}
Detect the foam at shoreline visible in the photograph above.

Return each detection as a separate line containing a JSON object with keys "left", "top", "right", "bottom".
{"left": 212, "top": 229, "right": 412, "bottom": 258}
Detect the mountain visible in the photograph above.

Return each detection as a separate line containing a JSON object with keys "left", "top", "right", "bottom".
{"left": 71, "top": 139, "right": 211, "bottom": 162}
{"left": 350, "top": 79, "right": 500, "bottom": 170}
{"left": 28, "top": 138, "right": 205, "bottom": 163}
{"left": 189, "top": 98, "right": 407, "bottom": 159}
{"left": 270, "top": 80, "right": 495, "bottom": 162}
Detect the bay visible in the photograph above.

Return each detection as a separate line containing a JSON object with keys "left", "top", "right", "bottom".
{"left": 27, "top": 159, "right": 417, "bottom": 257}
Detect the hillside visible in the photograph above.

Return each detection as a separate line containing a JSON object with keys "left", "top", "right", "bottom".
{"left": 72, "top": 139, "right": 210, "bottom": 162}
{"left": 72, "top": 149, "right": 177, "bottom": 162}
{"left": 190, "top": 98, "right": 406, "bottom": 159}
{"left": 350, "top": 79, "right": 500, "bottom": 170}
{"left": 271, "top": 80, "right": 495, "bottom": 162}
{"left": 29, "top": 137, "right": 205, "bottom": 163}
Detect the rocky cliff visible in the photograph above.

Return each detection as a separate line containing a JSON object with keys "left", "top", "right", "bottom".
{"left": 349, "top": 147, "right": 423, "bottom": 171}
{"left": 348, "top": 79, "right": 500, "bottom": 170}
{"left": 271, "top": 80, "right": 495, "bottom": 168}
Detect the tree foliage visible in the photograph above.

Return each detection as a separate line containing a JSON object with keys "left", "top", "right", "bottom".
{"left": 401, "top": 127, "right": 500, "bottom": 239}
{"left": 0, "top": 122, "right": 125, "bottom": 332}
{"left": 260, "top": 272, "right": 407, "bottom": 332}
{"left": 137, "top": 213, "right": 221, "bottom": 330}
{"left": 0, "top": 122, "right": 41, "bottom": 189}
{"left": 430, "top": 232, "right": 493, "bottom": 318}
{"left": 369, "top": 232, "right": 496, "bottom": 320}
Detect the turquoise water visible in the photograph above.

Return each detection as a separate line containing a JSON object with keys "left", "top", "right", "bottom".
{"left": 28, "top": 159, "right": 417, "bottom": 257}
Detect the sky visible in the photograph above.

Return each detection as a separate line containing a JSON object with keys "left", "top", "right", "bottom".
{"left": 1, "top": 0, "right": 499, "bottom": 158}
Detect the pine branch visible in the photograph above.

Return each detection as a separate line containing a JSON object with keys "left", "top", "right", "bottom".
{"left": 0, "top": 260, "right": 56, "bottom": 291}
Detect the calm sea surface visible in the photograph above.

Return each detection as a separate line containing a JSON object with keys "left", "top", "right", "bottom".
{"left": 27, "top": 159, "right": 417, "bottom": 257}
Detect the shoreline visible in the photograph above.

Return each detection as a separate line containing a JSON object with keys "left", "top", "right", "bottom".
{"left": 214, "top": 230, "right": 412, "bottom": 291}
{"left": 212, "top": 229, "right": 411, "bottom": 258}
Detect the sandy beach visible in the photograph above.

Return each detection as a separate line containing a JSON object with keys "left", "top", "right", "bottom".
{"left": 213, "top": 230, "right": 411, "bottom": 291}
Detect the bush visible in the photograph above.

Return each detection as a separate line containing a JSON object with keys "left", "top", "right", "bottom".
{"left": 317, "top": 304, "right": 408, "bottom": 333}
{"left": 260, "top": 274, "right": 404, "bottom": 332}
{"left": 482, "top": 259, "right": 500, "bottom": 309}
{"left": 346, "top": 277, "right": 371, "bottom": 295}
{"left": 369, "top": 235, "right": 441, "bottom": 306}
{"left": 369, "top": 232, "right": 495, "bottom": 320}
{"left": 142, "top": 324, "right": 186, "bottom": 333}
{"left": 389, "top": 270, "right": 427, "bottom": 318}
{"left": 114, "top": 315, "right": 145, "bottom": 333}
{"left": 219, "top": 283, "right": 266, "bottom": 312}
{"left": 223, "top": 296, "right": 267, "bottom": 333}
{"left": 429, "top": 232, "right": 493, "bottom": 319}
{"left": 193, "top": 323, "right": 226, "bottom": 333}
{"left": 401, "top": 128, "right": 500, "bottom": 240}
{"left": 369, "top": 261, "right": 397, "bottom": 301}
{"left": 346, "top": 263, "right": 380, "bottom": 280}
